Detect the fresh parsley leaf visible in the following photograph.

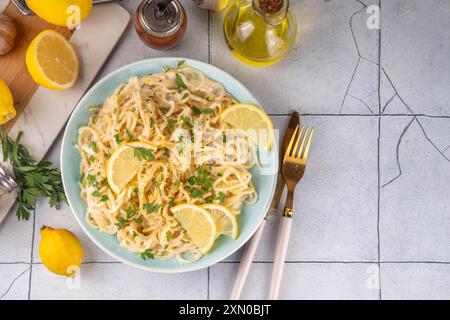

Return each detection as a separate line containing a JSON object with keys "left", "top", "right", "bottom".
{"left": 187, "top": 176, "right": 197, "bottom": 185}
{"left": 222, "top": 134, "right": 227, "bottom": 143}
{"left": 144, "top": 203, "right": 161, "bottom": 214}
{"left": 175, "top": 73, "right": 187, "bottom": 91}
{"left": 92, "top": 190, "right": 101, "bottom": 197}
{"left": 114, "top": 133, "right": 122, "bottom": 144}
{"left": 177, "top": 60, "right": 186, "bottom": 68}
{"left": 152, "top": 179, "right": 162, "bottom": 195}
{"left": 163, "top": 65, "right": 172, "bottom": 73}
{"left": 166, "top": 231, "right": 172, "bottom": 241}
{"left": 0, "top": 127, "right": 67, "bottom": 220}
{"left": 181, "top": 115, "right": 193, "bottom": 129}
{"left": 100, "top": 195, "right": 109, "bottom": 202}
{"left": 125, "top": 205, "right": 136, "bottom": 218}
{"left": 90, "top": 141, "right": 97, "bottom": 152}
{"left": 115, "top": 217, "right": 128, "bottom": 229}
{"left": 168, "top": 198, "right": 175, "bottom": 206}
{"left": 132, "top": 231, "right": 138, "bottom": 238}
{"left": 140, "top": 249, "right": 154, "bottom": 260}
{"left": 191, "top": 188, "right": 203, "bottom": 198}
{"left": 86, "top": 174, "right": 98, "bottom": 187}
{"left": 182, "top": 92, "right": 189, "bottom": 100}
{"left": 214, "top": 192, "right": 226, "bottom": 202}
{"left": 125, "top": 128, "right": 133, "bottom": 140}
{"left": 131, "top": 146, "right": 155, "bottom": 161}
{"left": 193, "top": 107, "right": 214, "bottom": 116}
{"left": 165, "top": 119, "right": 177, "bottom": 134}
{"left": 135, "top": 216, "right": 143, "bottom": 224}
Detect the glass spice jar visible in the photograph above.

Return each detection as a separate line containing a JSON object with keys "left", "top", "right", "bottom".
{"left": 135, "top": 0, "right": 187, "bottom": 49}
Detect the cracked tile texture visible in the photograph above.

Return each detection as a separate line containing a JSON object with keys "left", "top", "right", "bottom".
{"left": 1, "top": 0, "right": 449, "bottom": 300}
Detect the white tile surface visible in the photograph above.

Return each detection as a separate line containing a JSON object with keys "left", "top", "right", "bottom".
{"left": 210, "top": 262, "right": 379, "bottom": 300}
{"left": 227, "top": 115, "right": 379, "bottom": 262}
{"left": 30, "top": 263, "right": 207, "bottom": 300}
{"left": 0, "top": 264, "right": 30, "bottom": 300}
{"left": 0, "top": 211, "right": 33, "bottom": 263}
{"left": 380, "top": 117, "right": 450, "bottom": 261}
{"left": 381, "top": 263, "right": 450, "bottom": 300}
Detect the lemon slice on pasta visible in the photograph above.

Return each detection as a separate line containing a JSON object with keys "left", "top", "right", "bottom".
{"left": 219, "top": 103, "right": 274, "bottom": 149}
{"left": 202, "top": 204, "right": 238, "bottom": 240}
{"left": 107, "top": 141, "right": 156, "bottom": 194}
{"left": 171, "top": 204, "right": 218, "bottom": 254}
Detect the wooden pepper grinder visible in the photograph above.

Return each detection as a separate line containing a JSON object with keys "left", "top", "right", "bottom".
{"left": 135, "top": 0, "right": 187, "bottom": 49}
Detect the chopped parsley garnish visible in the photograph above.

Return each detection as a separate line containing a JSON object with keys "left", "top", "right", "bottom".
{"left": 166, "top": 231, "right": 172, "bottom": 241}
{"left": 132, "top": 231, "right": 138, "bottom": 238}
{"left": 175, "top": 73, "right": 187, "bottom": 91}
{"left": 86, "top": 174, "right": 98, "bottom": 187}
{"left": 222, "top": 134, "right": 227, "bottom": 143}
{"left": 177, "top": 59, "right": 186, "bottom": 68}
{"left": 100, "top": 195, "right": 109, "bottom": 202}
{"left": 193, "top": 107, "right": 214, "bottom": 116}
{"left": 195, "top": 166, "right": 213, "bottom": 191}
{"left": 168, "top": 198, "right": 175, "bottom": 206}
{"left": 125, "top": 205, "right": 136, "bottom": 219}
{"left": 90, "top": 141, "right": 97, "bottom": 152}
{"left": 191, "top": 188, "right": 203, "bottom": 198}
{"left": 140, "top": 249, "right": 154, "bottom": 260}
{"left": 152, "top": 179, "right": 162, "bottom": 195}
{"left": 91, "top": 190, "right": 101, "bottom": 197}
{"left": 165, "top": 119, "right": 177, "bottom": 134}
{"left": 187, "top": 176, "right": 197, "bottom": 185}
{"left": 182, "top": 92, "right": 189, "bottom": 100}
{"left": 143, "top": 203, "right": 161, "bottom": 214}
{"left": 131, "top": 146, "right": 155, "bottom": 161}
{"left": 115, "top": 217, "right": 128, "bottom": 229}
{"left": 135, "top": 216, "right": 143, "bottom": 224}
{"left": 125, "top": 128, "right": 133, "bottom": 140}
{"left": 181, "top": 115, "right": 193, "bottom": 129}
{"left": 114, "top": 133, "right": 122, "bottom": 144}
{"left": 214, "top": 192, "right": 226, "bottom": 203}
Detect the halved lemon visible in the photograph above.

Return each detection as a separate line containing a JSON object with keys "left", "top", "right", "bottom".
{"left": 107, "top": 141, "right": 156, "bottom": 194}
{"left": 202, "top": 204, "right": 238, "bottom": 240}
{"left": 25, "top": 30, "right": 78, "bottom": 90}
{"left": 219, "top": 103, "right": 274, "bottom": 149}
{"left": 171, "top": 204, "right": 217, "bottom": 254}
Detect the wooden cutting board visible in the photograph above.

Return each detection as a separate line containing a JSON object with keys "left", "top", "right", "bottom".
{"left": 0, "top": 3, "right": 130, "bottom": 223}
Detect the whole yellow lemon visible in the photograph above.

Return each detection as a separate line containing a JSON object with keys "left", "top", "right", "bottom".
{"left": 39, "top": 226, "right": 84, "bottom": 277}
{"left": 0, "top": 79, "right": 16, "bottom": 125}
{"left": 25, "top": 0, "right": 93, "bottom": 27}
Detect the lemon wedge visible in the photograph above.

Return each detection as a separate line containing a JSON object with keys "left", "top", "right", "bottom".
{"left": 25, "top": 0, "right": 93, "bottom": 27}
{"left": 107, "top": 141, "right": 157, "bottom": 194}
{"left": 171, "top": 204, "right": 217, "bottom": 254}
{"left": 219, "top": 103, "right": 274, "bottom": 149}
{"left": 0, "top": 79, "right": 16, "bottom": 125}
{"left": 202, "top": 204, "right": 238, "bottom": 240}
{"left": 25, "top": 30, "right": 79, "bottom": 90}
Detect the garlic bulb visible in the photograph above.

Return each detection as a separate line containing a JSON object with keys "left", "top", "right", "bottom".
{"left": 0, "top": 14, "right": 17, "bottom": 56}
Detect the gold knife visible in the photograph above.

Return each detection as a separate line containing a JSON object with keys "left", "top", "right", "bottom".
{"left": 230, "top": 111, "right": 300, "bottom": 300}
{"left": 269, "top": 111, "right": 300, "bottom": 213}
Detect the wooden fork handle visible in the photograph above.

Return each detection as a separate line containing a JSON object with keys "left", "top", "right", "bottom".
{"left": 268, "top": 216, "right": 293, "bottom": 300}
{"left": 230, "top": 219, "right": 266, "bottom": 300}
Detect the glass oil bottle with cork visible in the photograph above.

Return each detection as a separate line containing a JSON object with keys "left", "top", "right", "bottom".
{"left": 223, "top": 0, "right": 297, "bottom": 66}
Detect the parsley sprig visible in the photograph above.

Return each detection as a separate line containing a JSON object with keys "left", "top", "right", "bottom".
{"left": 0, "top": 127, "right": 66, "bottom": 220}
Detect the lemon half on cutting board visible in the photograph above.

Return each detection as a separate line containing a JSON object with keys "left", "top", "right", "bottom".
{"left": 25, "top": 30, "right": 79, "bottom": 90}
{"left": 0, "top": 79, "right": 16, "bottom": 125}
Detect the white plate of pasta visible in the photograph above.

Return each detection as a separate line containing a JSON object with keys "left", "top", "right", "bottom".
{"left": 61, "top": 58, "right": 277, "bottom": 272}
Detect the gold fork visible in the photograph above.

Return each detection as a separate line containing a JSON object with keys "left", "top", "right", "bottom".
{"left": 268, "top": 124, "right": 314, "bottom": 300}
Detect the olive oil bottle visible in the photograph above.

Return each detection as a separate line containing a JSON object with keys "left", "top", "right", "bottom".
{"left": 223, "top": 0, "right": 297, "bottom": 66}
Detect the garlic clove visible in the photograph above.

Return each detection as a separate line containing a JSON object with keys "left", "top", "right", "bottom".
{"left": 0, "top": 14, "right": 17, "bottom": 56}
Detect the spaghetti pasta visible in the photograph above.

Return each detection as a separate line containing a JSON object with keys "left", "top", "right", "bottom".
{"left": 76, "top": 64, "right": 258, "bottom": 262}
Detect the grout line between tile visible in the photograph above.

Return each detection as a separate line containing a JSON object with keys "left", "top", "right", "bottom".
{"left": 267, "top": 113, "right": 450, "bottom": 118}
{"left": 27, "top": 208, "right": 36, "bottom": 300}
{"left": 378, "top": 0, "right": 382, "bottom": 300}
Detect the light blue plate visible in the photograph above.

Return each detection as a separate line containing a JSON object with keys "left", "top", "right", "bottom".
{"left": 61, "top": 58, "right": 278, "bottom": 273}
